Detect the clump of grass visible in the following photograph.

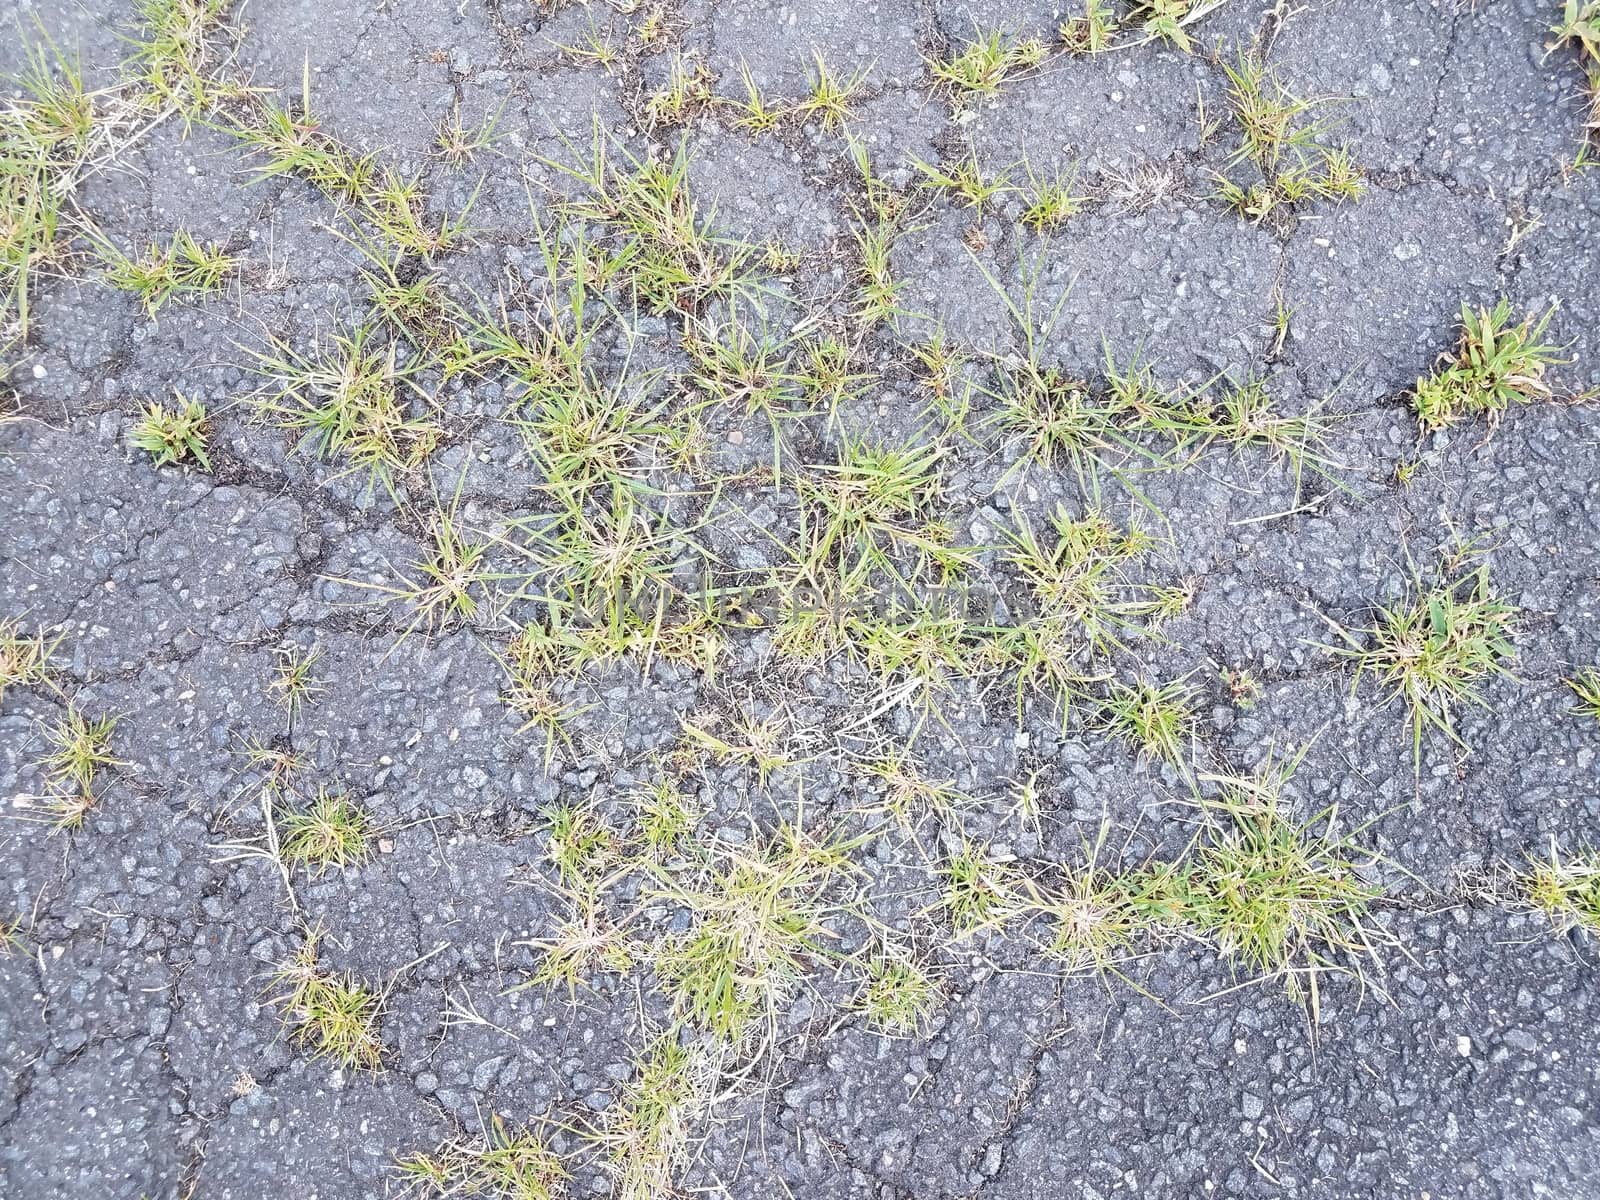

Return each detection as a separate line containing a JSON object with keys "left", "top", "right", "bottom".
{"left": 1212, "top": 52, "right": 1363, "bottom": 223}
{"left": 859, "top": 746, "right": 967, "bottom": 829}
{"left": 1096, "top": 675, "right": 1197, "bottom": 771}
{"left": 398, "top": 1116, "right": 570, "bottom": 1200}
{"left": 131, "top": 393, "right": 211, "bottom": 468}
{"left": 1330, "top": 556, "right": 1518, "bottom": 762}
{"left": 648, "top": 823, "right": 856, "bottom": 1047}
{"left": 1180, "top": 754, "right": 1387, "bottom": 1015}
{"left": 1059, "top": 0, "right": 1118, "bottom": 54}
{"left": 1002, "top": 507, "right": 1164, "bottom": 655}
{"left": 268, "top": 644, "right": 324, "bottom": 721}
{"left": 795, "top": 53, "right": 869, "bottom": 129}
{"left": 1020, "top": 161, "right": 1087, "bottom": 230}
{"left": 125, "top": 0, "right": 240, "bottom": 117}
{"left": 799, "top": 432, "right": 948, "bottom": 588}
{"left": 543, "top": 800, "right": 620, "bottom": 888}
{"left": 1, "top": 39, "right": 106, "bottom": 350}
{"left": 1411, "top": 300, "right": 1566, "bottom": 432}
{"left": 928, "top": 28, "right": 1047, "bottom": 101}
{"left": 269, "top": 933, "right": 384, "bottom": 1070}
{"left": 100, "top": 230, "right": 235, "bottom": 315}
{"left": 0, "top": 618, "right": 63, "bottom": 701}
{"left": 36, "top": 705, "right": 121, "bottom": 830}
{"left": 431, "top": 100, "right": 505, "bottom": 167}
{"left": 250, "top": 321, "right": 440, "bottom": 486}
{"left": 589, "top": 1036, "right": 711, "bottom": 1200}
{"left": 940, "top": 840, "right": 1017, "bottom": 936}
{"left": 1551, "top": 3, "right": 1600, "bottom": 150}
{"left": 1520, "top": 842, "right": 1600, "bottom": 936}
{"left": 854, "top": 946, "right": 939, "bottom": 1035}
{"left": 911, "top": 151, "right": 1013, "bottom": 210}
{"left": 279, "top": 787, "right": 370, "bottom": 875}
{"left": 1565, "top": 667, "right": 1600, "bottom": 722}
{"left": 642, "top": 51, "right": 716, "bottom": 130}
{"left": 548, "top": 136, "right": 760, "bottom": 315}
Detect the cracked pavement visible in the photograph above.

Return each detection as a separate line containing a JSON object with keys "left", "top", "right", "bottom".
{"left": 3, "top": 0, "right": 1600, "bottom": 1198}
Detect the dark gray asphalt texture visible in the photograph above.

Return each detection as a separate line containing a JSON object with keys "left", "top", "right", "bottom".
{"left": 3, "top": 1, "right": 1600, "bottom": 1198}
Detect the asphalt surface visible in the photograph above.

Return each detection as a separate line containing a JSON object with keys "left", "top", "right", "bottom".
{"left": 2, "top": 1, "right": 1599, "bottom": 1198}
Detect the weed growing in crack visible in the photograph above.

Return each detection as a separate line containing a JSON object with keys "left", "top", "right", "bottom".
{"left": 125, "top": 0, "right": 241, "bottom": 118}
{"left": 940, "top": 840, "right": 1018, "bottom": 936}
{"left": 1329, "top": 555, "right": 1518, "bottom": 763}
{"left": 100, "top": 230, "right": 235, "bottom": 315}
{"left": 278, "top": 787, "right": 371, "bottom": 875}
{"left": 35, "top": 705, "right": 122, "bottom": 830}
{"left": 1, "top": 37, "right": 108, "bottom": 351}
{"left": 1212, "top": 52, "right": 1363, "bottom": 224}
{"left": 431, "top": 100, "right": 506, "bottom": 167}
{"left": 928, "top": 28, "right": 1047, "bottom": 102}
{"left": 588, "top": 1035, "right": 712, "bottom": 1200}
{"left": 1411, "top": 300, "right": 1566, "bottom": 432}
{"left": 269, "top": 933, "right": 385, "bottom": 1070}
{"left": 0, "top": 619, "right": 62, "bottom": 701}
{"left": 796, "top": 52, "right": 870, "bottom": 129}
{"left": 643, "top": 52, "right": 716, "bottom": 130}
{"left": 131, "top": 393, "right": 211, "bottom": 468}
{"left": 912, "top": 150, "right": 1014, "bottom": 210}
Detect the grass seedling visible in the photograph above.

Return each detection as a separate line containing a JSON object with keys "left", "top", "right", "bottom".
{"left": 1180, "top": 754, "right": 1387, "bottom": 1016}
{"left": 1025, "top": 833, "right": 1185, "bottom": 975}
{"left": 795, "top": 53, "right": 869, "bottom": 130}
{"left": 855, "top": 945, "right": 939, "bottom": 1035}
{"left": 1329, "top": 556, "right": 1518, "bottom": 762}
{"left": 554, "top": 19, "right": 621, "bottom": 70}
{"left": 268, "top": 644, "right": 324, "bottom": 721}
{"left": 269, "top": 933, "right": 384, "bottom": 1069}
{"left": 1095, "top": 675, "right": 1197, "bottom": 771}
{"left": 799, "top": 433, "right": 947, "bottom": 587}
{"left": 1565, "top": 668, "right": 1600, "bottom": 721}
{"left": 0, "top": 619, "right": 62, "bottom": 701}
{"left": 1020, "top": 162, "right": 1088, "bottom": 230}
{"left": 131, "top": 393, "right": 211, "bottom": 469}
{"left": 232, "top": 90, "right": 377, "bottom": 204}
{"left": 1411, "top": 300, "right": 1566, "bottom": 432}
{"left": 849, "top": 214, "right": 903, "bottom": 325}
{"left": 100, "top": 230, "right": 235, "bottom": 315}
{"left": 279, "top": 786, "right": 370, "bottom": 875}
{"left": 1521, "top": 841, "right": 1600, "bottom": 936}
{"left": 36, "top": 705, "right": 122, "bottom": 830}
{"left": 727, "top": 62, "right": 786, "bottom": 132}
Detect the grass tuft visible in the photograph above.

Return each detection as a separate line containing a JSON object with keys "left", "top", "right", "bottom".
{"left": 131, "top": 393, "right": 211, "bottom": 468}
{"left": 269, "top": 933, "right": 384, "bottom": 1070}
{"left": 1331, "top": 556, "right": 1518, "bottom": 762}
{"left": 278, "top": 786, "right": 371, "bottom": 875}
{"left": 1411, "top": 300, "right": 1566, "bottom": 432}
{"left": 0, "top": 618, "right": 63, "bottom": 701}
